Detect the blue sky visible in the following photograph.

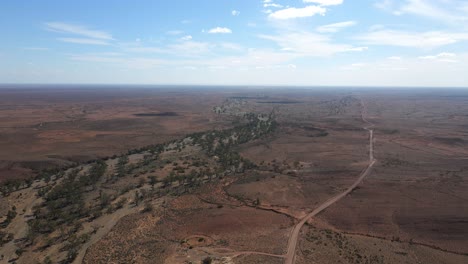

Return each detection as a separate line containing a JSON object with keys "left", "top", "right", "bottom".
{"left": 1, "top": 0, "right": 467, "bottom": 86}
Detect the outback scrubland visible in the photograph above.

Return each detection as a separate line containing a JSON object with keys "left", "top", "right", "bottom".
{"left": 1, "top": 87, "right": 467, "bottom": 264}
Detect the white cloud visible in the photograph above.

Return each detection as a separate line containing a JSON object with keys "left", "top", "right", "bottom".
{"left": 317, "top": 21, "right": 357, "bottom": 33}
{"left": 69, "top": 48, "right": 296, "bottom": 71}
{"left": 70, "top": 54, "right": 122, "bottom": 63}
{"left": 269, "top": 6, "right": 327, "bottom": 19}
{"left": 44, "top": 22, "right": 114, "bottom": 45}
{"left": 345, "top": 46, "right": 368, "bottom": 52}
{"left": 208, "top": 27, "right": 232, "bottom": 34}
{"left": 219, "top": 42, "right": 243, "bottom": 51}
{"left": 462, "top": 3, "right": 468, "bottom": 13}
{"left": 72, "top": 55, "right": 169, "bottom": 70}
{"left": 303, "top": 0, "right": 343, "bottom": 6}
{"left": 331, "top": 53, "right": 468, "bottom": 87}
{"left": 22, "top": 50, "right": 468, "bottom": 86}
{"left": 168, "top": 41, "right": 213, "bottom": 56}
{"left": 369, "top": 24, "right": 385, "bottom": 31}
{"left": 123, "top": 45, "right": 166, "bottom": 54}
{"left": 375, "top": 0, "right": 468, "bottom": 24}
{"left": 181, "top": 35, "right": 193, "bottom": 41}
{"left": 356, "top": 30, "right": 468, "bottom": 49}
{"left": 419, "top": 52, "right": 457, "bottom": 62}
{"left": 23, "top": 47, "right": 50, "bottom": 51}
{"left": 166, "top": 30, "right": 183, "bottom": 35}
{"left": 387, "top": 56, "right": 402, "bottom": 60}
{"left": 122, "top": 40, "right": 245, "bottom": 58}
{"left": 32, "top": 3, "right": 467, "bottom": 86}
{"left": 264, "top": 3, "right": 283, "bottom": 8}
{"left": 44, "top": 22, "right": 113, "bottom": 40}
{"left": 400, "top": 0, "right": 448, "bottom": 17}
{"left": 374, "top": 0, "right": 395, "bottom": 11}
{"left": 124, "top": 41, "right": 214, "bottom": 57}
{"left": 58, "top": 38, "right": 110, "bottom": 45}
{"left": 204, "top": 49, "right": 296, "bottom": 68}
{"left": 260, "top": 31, "right": 366, "bottom": 56}
{"left": 182, "top": 66, "right": 198, "bottom": 70}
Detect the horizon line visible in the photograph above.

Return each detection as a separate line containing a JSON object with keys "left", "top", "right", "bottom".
{"left": 0, "top": 83, "right": 467, "bottom": 90}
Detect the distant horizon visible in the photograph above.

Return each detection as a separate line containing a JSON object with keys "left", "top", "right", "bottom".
{"left": 1, "top": 83, "right": 468, "bottom": 90}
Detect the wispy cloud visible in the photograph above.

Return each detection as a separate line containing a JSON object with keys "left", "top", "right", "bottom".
{"left": 317, "top": 21, "right": 357, "bottom": 33}
{"left": 356, "top": 29, "right": 468, "bottom": 49}
{"left": 375, "top": 0, "right": 468, "bottom": 24}
{"left": 260, "top": 31, "right": 366, "bottom": 56}
{"left": 69, "top": 49, "right": 296, "bottom": 71}
{"left": 23, "top": 47, "right": 50, "bottom": 51}
{"left": 387, "top": 56, "right": 402, "bottom": 60}
{"left": 70, "top": 54, "right": 167, "bottom": 69}
{"left": 269, "top": 6, "right": 327, "bottom": 19}
{"left": 208, "top": 27, "right": 232, "bottom": 34}
{"left": 419, "top": 52, "right": 457, "bottom": 62}
{"left": 219, "top": 42, "right": 244, "bottom": 51}
{"left": 44, "top": 22, "right": 113, "bottom": 40}
{"left": 180, "top": 35, "right": 193, "bottom": 41}
{"left": 122, "top": 40, "right": 240, "bottom": 58}
{"left": 58, "top": 38, "right": 110, "bottom": 45}
{"left": 262, "top": 0, "right": 366, "bottom": 61}
{"left": 123, "top": 45, "right": 166, "bottom": 54}
{"left": 44, "top": 22, "right": 114, "bottom": 45}
{"left": 264, "top": 3, "right": 283, "bottom": 8}
{"left": 166, "top": 30, "right": 184, "bottom": 35}
{"left": 303, "top": 0, "right": 344, "bottom": 6}
{"left": 374, "top": 0, "right": 393, "bottom": 10}
{"left": 9, "top": 1, "right": 468, "bottom": 86}
{"left": 168, "top": 41, "right": 213, "bottom": 56}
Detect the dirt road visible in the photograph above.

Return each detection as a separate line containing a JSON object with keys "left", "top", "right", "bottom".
{"left": 284, "top": 99, "right": 376, "bottom": 264}
{"left": 199, "top": 247, "right": 285, "bottom": 258}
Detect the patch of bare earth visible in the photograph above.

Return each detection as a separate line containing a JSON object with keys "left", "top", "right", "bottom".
{"left": 84, "top": 191, "right": 291, "bottom": 263}
{"left": 296, "top": 224, "right": 468, "bottom": 264}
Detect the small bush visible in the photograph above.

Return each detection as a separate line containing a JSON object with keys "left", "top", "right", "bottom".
{"left": 202, "top": 256, "right": 212, "bottom": 264}
{"left": 142, "top": 201, "right": 153, "bottom": 213}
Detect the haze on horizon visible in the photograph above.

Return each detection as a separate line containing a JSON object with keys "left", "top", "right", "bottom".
{"left": 1, "top": 0, "right": 467, "bottom": 87}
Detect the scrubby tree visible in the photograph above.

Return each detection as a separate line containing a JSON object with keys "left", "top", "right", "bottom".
{"left": 100, "top": 192, "right": 111, "bottom": 208}
{"left": 134, "top": 190, "right": 140, "bottom": 206}
{"left": 116, "top": 155, "right": 129, "bottom": 177}
{"left": 149, "top": 176, "right": 157, "bottom": 190}
{"left": 202, "top": 256, "right": 213, "bottom": 264}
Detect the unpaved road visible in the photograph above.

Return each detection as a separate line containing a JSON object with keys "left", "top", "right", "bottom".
{"left": 284, "top": 99, "right": 376, "bottom": 264}
{"left": 199, "top": 247, "right": 285, "bottom": 258}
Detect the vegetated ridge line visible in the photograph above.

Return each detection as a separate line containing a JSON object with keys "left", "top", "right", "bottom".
{"left": 284, "top": 98, "right": 376, "bottom": 264}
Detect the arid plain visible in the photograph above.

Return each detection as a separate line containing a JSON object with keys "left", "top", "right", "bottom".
{"left": 1, "top": 86, "right": 467, "bottom": 264}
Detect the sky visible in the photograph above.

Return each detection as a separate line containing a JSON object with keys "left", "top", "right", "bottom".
{"left": 1, "top": 0, "right": 467, "bottom": 87}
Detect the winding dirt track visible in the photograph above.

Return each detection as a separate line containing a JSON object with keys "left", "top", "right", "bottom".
{"left": 284, "top": 99, "right": 376, "bottom": 264}
{"left": 199, "top": 247, "right": 286, "bottom": 259}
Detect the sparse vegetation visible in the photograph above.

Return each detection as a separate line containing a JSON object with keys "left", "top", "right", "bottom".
{"left": 2, "top": 90, "right": 468, "bottom": 264}
{"left": 8, "top": 111, "right": 277, "bottom": 263}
